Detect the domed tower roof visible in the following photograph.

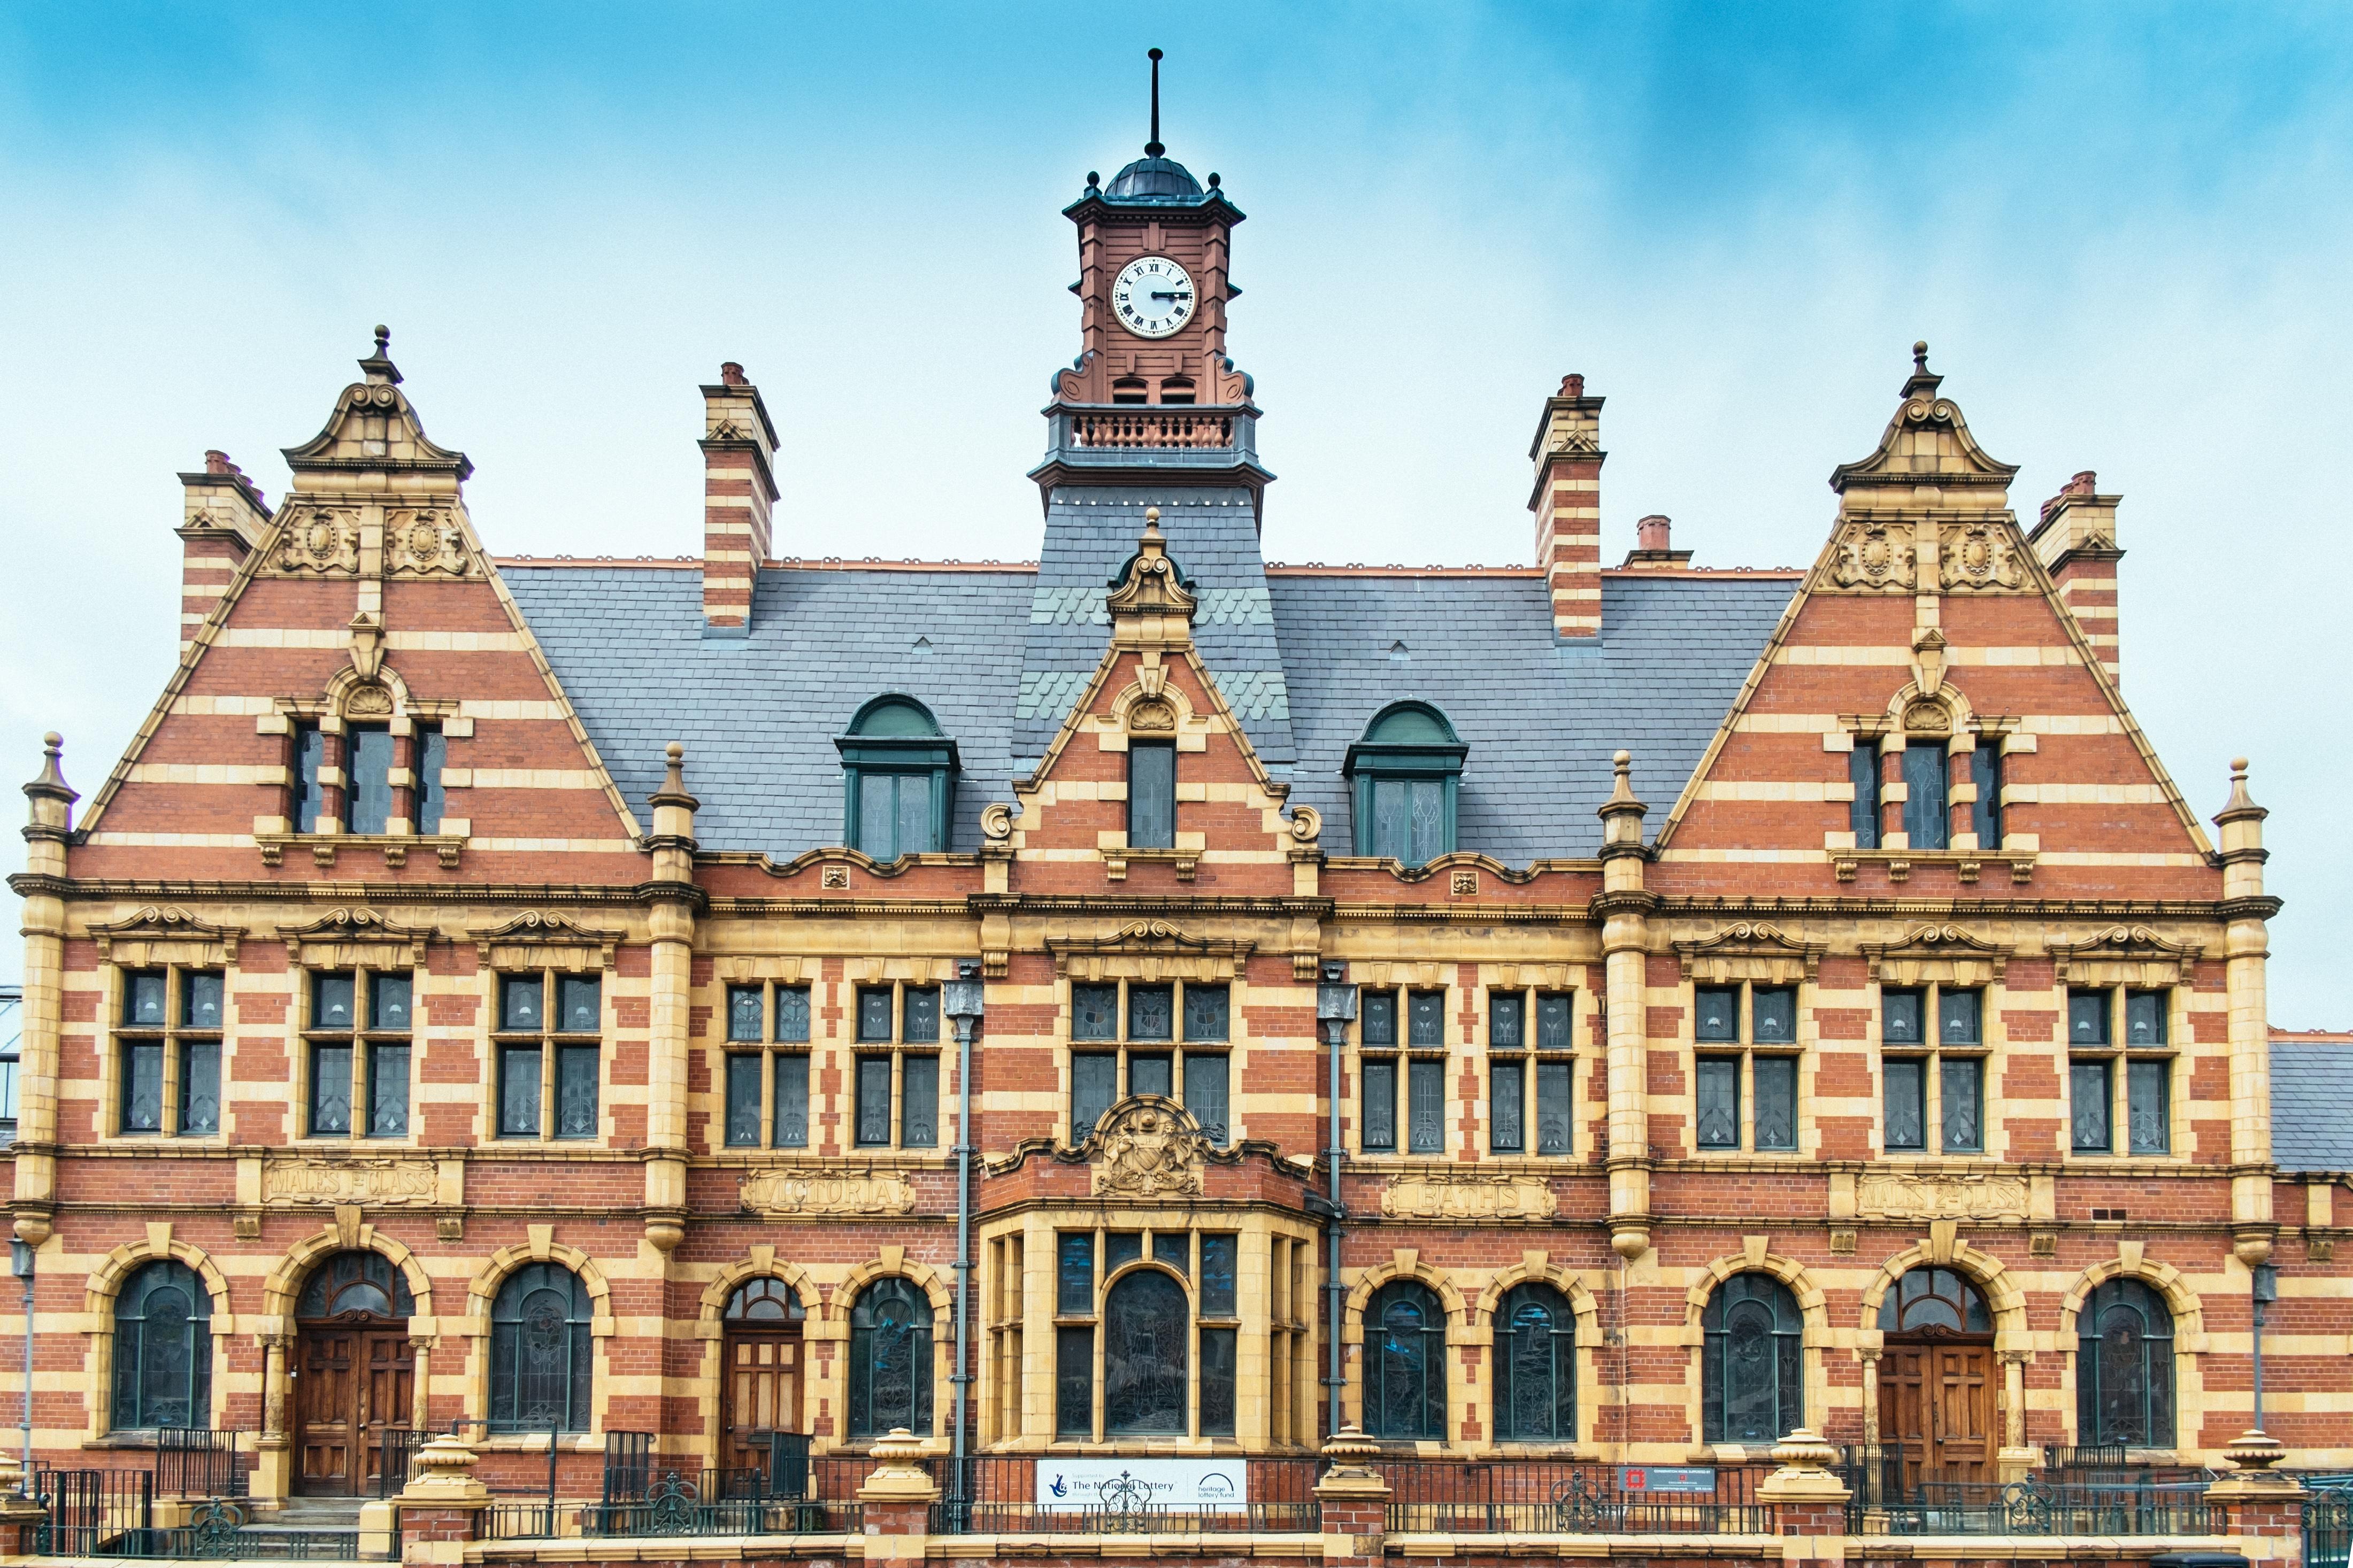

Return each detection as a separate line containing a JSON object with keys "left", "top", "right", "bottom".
{"left": 1104, "top": 155, "right": 1203, "bottom": 203}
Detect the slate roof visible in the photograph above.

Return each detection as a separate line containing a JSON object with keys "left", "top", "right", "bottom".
{"left": 2270, "top": 1042, "right": 2353, "bottom": 1171}
{"left": 505, "top": 553, "right": 1796, "bottom": 865}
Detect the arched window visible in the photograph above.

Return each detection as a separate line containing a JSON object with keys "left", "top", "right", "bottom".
{"left": 2078, "top": 1279, "right": 2174, "bottom": 1448}
{"left": 489, "top": 1263, "right": 593, "bottom": 1433}
{"left": 296, "top": 1251, "right": 416, "bottom": 1321}
{"left": 848, "top": 1279, "right": 934, "bottom": 1438}
{"left": 1344, "top": 704, "right": 1466, "bottom": 867}
{"left": 112, "top": 1261, "right": 211, "bottom": 1430}
{"left": 1494, "top": 1283, "right": 1577, "bottom": 1442}
{"left": 724, "top": 1278, "right": 805, "bottom": 1322}
{"left": 1702, "top": 1273, "right": 1802, "bottom": 1444}
{"left": 1877, "top": 1266, "right": 1991, "bottom": 1334}
{"left": 836, "top": 696, "right": 958, "bottom": 862}
{"left": 1364, "top": 1280, "right": 1447, "bottom": 1441}
{"left": 1103, "top": 1268, "right": 1189, "bottom": 1436}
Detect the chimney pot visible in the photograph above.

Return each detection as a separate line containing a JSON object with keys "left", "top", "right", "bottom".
{"left": 1636, "top": 515, "right": 1672, "bottom": 553}
{"left": 2067, "top": 469, "right": 2097, "bottom": 495}
{"left": 720, "top": 361, "right": 749, "bottom": 388}
{"left": 1560, "top": 373, "right": 1585, "bottom": 399}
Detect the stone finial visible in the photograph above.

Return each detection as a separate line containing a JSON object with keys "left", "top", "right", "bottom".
{"left": 856, "top": 1427, "right": 943, "bottom": 1503}
{"left": 719, "top": 361, "right": 749, "bottom": 388}
{"left": 398, "top": 1430, "right": 489, "bottom": 1503}
{"left": 24, "top": 731, "right": 76, "bottom": 840}
{"left": 1768, "top": 1427, "right": 1839, "bottom": 1471}
{"left": 2224, "top": 1429, "right": 2287, "bottom": 1471}
{"left": 1755, "top": 1426, "right": 1851, "bottom": 1505}
{"left": 2218, "top": 756, "right": 2263, "bottom": 822}
{"left": 1320, "top": 1424, "right": 1380, "bottom": 1463}
{"left": 1902, "top": 338, "right": 1943, "bottom": 398}
{"left": 360, "top": 325, "right": 402, "bottom": 387}
{"left": 1143, "top": 505, "right": 1163, "bottom": 537}
{"left": 649, "top": 741, "right": 698, "bottom": 810}
{"left": 646, "top": 743, "right": 701, "bottom": 879}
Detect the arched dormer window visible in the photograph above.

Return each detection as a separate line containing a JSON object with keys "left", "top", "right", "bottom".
{"left": 836, "top": 696, "right": 958, "bottom": 862}
{"left": 1344, "top": 702, "right": 1466, "bottom": 867}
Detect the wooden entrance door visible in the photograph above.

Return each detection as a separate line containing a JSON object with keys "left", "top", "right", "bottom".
{"left": 295, "top": 1325, "right": 413, "bottom": 1496}
{"left": 1878, "top": 1339, "right": 1997, "bottom": 1491}
{"left": 721, "top": 1327, "right": 802, "bottom": 1473}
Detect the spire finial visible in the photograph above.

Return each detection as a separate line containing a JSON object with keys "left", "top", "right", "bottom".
{"left": 1145, "top": 48, "right": 1165, "bottom": 158}
{"left": 1913, "top": 339, "right": 1928, "bottom": 372}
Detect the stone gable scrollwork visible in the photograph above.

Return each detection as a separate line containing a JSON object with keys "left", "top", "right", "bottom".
{"left": 1674, "top": 921, "right": 1826, "bottom": 984}
{"left": 1860, "top": 923, "right": 2012, "bottom": 986}
{"left": 1086, "top": 1098, "right": 1208, "bottom": 1199}
{"left": 89, "top": 906, "right": 242, "bottom": 964}
{"left": 267, "top": 507, "right": 362, "bottom": 576}
{"left": 1939, "top": 521, "right": 2026, "bottom": 591}
{"left": 275, "top": 907, "right": 435, "bottom": 967}
{"left": 1045, "top": 920, "right": 1254, "bottom": 983}
{"left": 384, "top": 508, "right": 474, "bottom": 577}
{"left": 2046, "top": 925, "right": 2206, "bottom": 987}
{"left": 1829, "top": 521, "right": 1916, "bottom": 591}
{"left": 470, "top": 909, "right": 623, "bottom": 970}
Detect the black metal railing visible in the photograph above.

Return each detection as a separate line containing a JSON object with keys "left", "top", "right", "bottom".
{"left": 602, "top": 1431, "right": 655, "bottom": 1503}
{"left": 1371, "top": 1458, "right": 1766, "bottom": 1536}
{"left": 1844, "top": 1476, "right": 2216, "bottom": 1537}
{"left": 37, "top": 1467, "right": 155, "bottom": 1555}
{"left": 373, "top": 1429, "right": 429, "bottom": 1499}
{"left": 154, "top": 1427, "right": 250, "bottom": 1500}
{"left": 2306, "top": 1482, "right": 2353, "bottom": 1568}
{"left": 489, "top": 1459, "right": 864, "bottom": 1541}
{"left": 927, "top": 1455, "right": 1321, "bottom": 1535}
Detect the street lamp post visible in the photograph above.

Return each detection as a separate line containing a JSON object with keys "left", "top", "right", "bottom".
{"left": 10, "top": 1240, "right": 32, "bottom": 1497}
{"left": 1313, "top": 964, "right": 1358, "bottom": 1441}
{"left": 941, "top": 963, "right": 987, "bottom": 1529}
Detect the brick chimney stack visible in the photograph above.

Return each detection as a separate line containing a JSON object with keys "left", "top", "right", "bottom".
{"left": 174, "top": 450, "right": 273, "bottom": 655}
{"left": 1528, "top": 374, "right": 1605, "bottom": 638}
{"left": 699, "top": 362, "right": 780, "bottom": 638}
{"left": 1622, "top": 514, "right": 1694, "bottom": 569}
{"left": 2028, "top": 469, "right": 2123, "bottom": 685}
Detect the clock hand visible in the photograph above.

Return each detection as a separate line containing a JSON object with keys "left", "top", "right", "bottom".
{"left": 1151, "top": 290, "right": 1194, "bottom": 302}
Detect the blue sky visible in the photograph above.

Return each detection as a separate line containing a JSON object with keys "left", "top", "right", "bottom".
{"left": 2, "top": 3, "right": 2348, "bottom": 1019}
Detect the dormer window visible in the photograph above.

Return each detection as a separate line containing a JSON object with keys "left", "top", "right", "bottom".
{"left": 1344, "top": 702, "right": 1467, "bottom": 867}
{"left": 836, "top": 696, "right": 958, "bottom": 862}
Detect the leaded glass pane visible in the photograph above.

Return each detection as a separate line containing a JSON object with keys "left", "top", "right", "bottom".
{"left": 1408, "top": 778, "right": 1447, "bottom": 866}
{"left": 896, "top": 773, "right": 932, "bottom": 855}
{"left": 1056, "top": 1326, "right": 1094, "bottom": 1438}
{"left": 1754, "top": 1056, "right": 1796, "bottom": 1150}
{"left": 126, "top": 972, "right": 167, "bottom": 1026}
{"left": 1490, "top": 993, "right": 1524, "bottom": 1048}
{"left": 1696, "top": 1058, "right": 1739, "bottom": 1149}
{"left": 1850, "top": 744, "right": 1881, "bottom": 848}
{"left": 183, "top": 973, "right": 224, "bottom": 1030}
{"left": 347, "top": 727, "right": 394, "bottom": 835}
{"left": 1884, "top": 1059, "right": 1925, "bottom": 1150}
{"left": 727, "top": 985, "right": 765, "bottom": 1042}
{"left": 1183, "top": 1052, "right": 1228, "bottom": 1144}
{"left": 1152, "top": 1233, "right": 1189, "bottom": 1277}
{"left": 123, "top": 1042, "right": 163, "bottom": 1132}
{"left": 858, "top": 771, "right": 898, "bottom": 860}
{"left": 313, "top": 972, "right": 356, "bottom": 1030}
{"left": 1371, "top": 777, "right": 1409, "bottom": 861}
{"left": 1752, "top": 988, "right": 1796, "bottom": 1044}
{"left": 1720, "top": 1300, "right": 1782, "bottom": 1441}
{"left": 1200, "top": 1235, "right": 1237, "bottom": 1317}
{"left": 1939, "top": 988, "right": 1981, "bottom": 1045}
{"left": 858, "top": 988, "right": 894, "bottom": 1042}
{"left": 1408, "top": 1057, "right": 1443, "bottom": 1154}
{"left": 2070, "top": 991, "right": 2111, "bottom": 1045}
{"left": 1535, "top": 1060, "right": 1572, "bottom": 1155}
{"left": 1104, "top": 1270, "right": 1188, "bottom": 1435}
{"left": 1366, "top": 1284, "right": 1444, "bottom": 1439}
{"left": 367, "top": 1044, "right": 408, "bottom": 1137}
{"left": 1496, "top": 1285, "right": 1575, "bottom": 1441}
{"left": 1128, "top": 1053, "right": 1172, "bottom": 1099}
{"left": 490, "top": 1263, "right": 590, "bottom": 1432}
{"left": 1057, "top": 1233, "right": 1095, "bottom": 1316}
{"left": 293, "top": 724, "right": 327, "bottom": 833}
{"left": 2072, "top": 1060, "right": 2113, "bottom": 1152}
{"left": 1695, "top": 986, "right": 1738, "bottom": 1042}
{"left": 2128, "top": 1061, "right": 2170, "bottom": 1154}
{"left": 499, "top": 1045, "right": 540, "bottom": 1136}
{"left": 558, "top": 976, "right": 599, "bottom": 1033}
{"left": 1490, "top": 1059, "right": 1524, "bottom": 1153}
{"left": 2126, "top": 991, "right": 2168, "bottom": 1046}
{"left": 1362, "top": 991, "right": 1397, "bottom": 1045}
{"left": 775, "top": 987, "right": 811, "bottom": 1042}
{"left": 1200, "top": 1325, "right": 1236, "bottom": 1436}
{"left": 1183, "top": 984, "right": 1229, "bottom": 1041}
{"left": 311, "top": 1044, "right": 353, "bottom": 1136}
{"left": 2079, "top": 1280, "right": 2174, "bottom": 1448}
{"left": 179, "top": 1042, "right": 219, "bottom": 1136}
{"left": 900, "top": 1054, "right": 939, "bottom": 1147}
{"left": 1362, "top": 1059, "right": 1395, "bottom": 1151}
{"left": 1072, "top": 984, "right": 1119, "bottom": 1041}
{"left": 1971, "top": 741, "right": 2001, "bottom": 846}
{"left": 1408, "top": 990, "right": 1443, "bottom": 1046}
{"left": 1940, "top": 1057, "right": 1981, "bottom": 1153}
{"left": 772, "top": 1054, "right": 809, "bottom": 1146}
{"left": 856, "top": 1057, "right": 893, "bottom": 1146}
{"left": 1536, "top": 992, "right": 1572, "bottom": 1050}
{"left": 1072, "top": 1054, "right": 1116, "bottom": 1140}
{"left": 1128, "top": 742, "right": 1175, "bottom": 849}
{"left": 848, "top": 1279, "right": 933, "bottom": 1437}
{"left": 370, "top": 974, "right": 410, "bottom": 1032}
{"left": 555, "top": 1045, "right": 598, "bottom": 1138}
{"left": 499, "top": 975, "right": 543, "bottom": 1032}
{"left": 1902, "top": 742, "right": 1949, "bottom": 849}
{"left": 1128, "top": 985, "right": 1173, "bottom": 1041}
{"left": 113, "top": 1263, "right": 211, "bottom": 1430}
{"left": 902, "top": 986, "right": 940, "bottom": 1043}
{"left": 1882, "top": 989, "right": 1924, "bottom": 1044}
{"left": 725, "top": 1054, "right": 763, "bottom": 1147}
{"left": 418, "top": 727, "right": 448, "bottom": 833}
{"left": 1105, "top": 1232, "right": 1142, "bottom": 1270}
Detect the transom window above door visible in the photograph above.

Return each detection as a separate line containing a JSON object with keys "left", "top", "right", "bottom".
{"left": 1878, "top": 1267, "right": 1991, "bottom": 1334}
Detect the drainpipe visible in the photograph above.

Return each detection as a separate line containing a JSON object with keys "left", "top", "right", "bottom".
{"left": 1314, "top": 966, "right": 1359, "bottom": 1441}
{"left": 2250, "top": 1261, "right": 2277, "bottom": 1434}
{"left": 942, "top": 963, "right": 987, "bottom": 1527}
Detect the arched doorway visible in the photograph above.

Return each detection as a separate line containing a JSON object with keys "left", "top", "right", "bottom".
{"left": 293, "top": 1252, "right": 416, "bottom": 1496}
{"left": 720, "top": 1279, "right": 804, "bottom": 1473}
{"left": 1877, "top": 1267, "right": 1996, "bottom": 1489}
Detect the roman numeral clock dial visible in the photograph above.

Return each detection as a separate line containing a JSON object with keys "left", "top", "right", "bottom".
{"left": 1111, "top": 255, "right": 1196, "bottom": 339}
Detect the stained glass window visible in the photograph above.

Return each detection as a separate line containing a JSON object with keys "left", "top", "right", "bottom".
{"left": 1199, "top": 1235, "right": 1237, "bottom": 1317}
{"left": 1696, "top": 1059, "right": 1740, "bottom": 1149}
{"left": 1072, "top": 1054, "right": 1117, "bottom": 1140}
{"left": 2126, "top": 991, "right": 2168, "bottom": 1046}
{"left": 1940, "top": 988, "right": 1981, "bottom": 1045}
{"left": 2072, "top": 1060, "right": 2113, "bottom": 1153}
{"left": 902, "top": 987, "right": 939, "bottom": 1044}
{"left": 1408, "top": 1058, "right": 1444, "bottom": 1154}
{"left": 1534, "top": 1061, "right": 1572, "bottom": 1155}
{"left": 1128, "top": 986, "right": 1173, "bottom": 1041}
{"left": 2078, "top": 1279, "right": 2173, "bottom": 1448}
{"left": 1940, "top": 1057, "right": 1982, "bottom": 1152}
{"left": 1885, "top": 1059, "right": 1926, "bottom": 1151}
{"left": 1183, "top": 984, "right": 1229, "bottom": 1041}
{"left": 1494, "top": 1283, "right": 1575, "bottom": 1441}
{"left": 292, "top": 723, "right": 326, "bottom": 832}
{"left": 1348, "top": 704, "right": 1463, "bottom": 865}
{"left": 1408, "top": 991, "right": 1444, "bottom": 1047}
{"left": 1753, "top": 1058, "right": 1797, "bottom": 1150}
{"left": 2070, "top": 991, "right": 2111, "bottom": 1046}
{"left": 1970, "top": 740, "right": 2001, "bottom": 847}
{"left": 858, "top": 990, "right": 893, "bottom": 1042}
{"left": 1752, "top": 988, "right": 1796, "bottom": 1044}
{"left": 1072, "top": 984, "right": 1119, "bottom": 1041}
{"left": 1878, "top": 1267, "right": 1991, "bottom": 1333}
{"left": 501, "top": 975, "right": 543, "bottom": 1033}
{"left": 297, "top": 1250, "right": 415, "bottom": 1320}
{"left": 367, "top": 1045, "right": 407, "bottom": 1138}
{"left": 725, "top": 1055, "right": 763, "bottom": 1147}
{"left": 1490, "top": 994, "right": 1524, "bottom": 1048}
{"left": 728, "top": 986, "right": 765, "bottom": 1042}
{"left": 122, "top": 1042, "right": 164, "bottom": 1132}
{"left": 1850, "top": 743, "right": 1881, "bottom": 848}
{"left": 499, "top": 1046, "right": 541, "bottom": 1137}
{"left": 856, "top": 1058, "right": 893, "bottom": 1146}
{"left": 1057, "top": 1234, "right": 1095, "bottom": 1315}
{"left": 489, "top": 1263, "right": 591, "bottom": 1432}
{"left": 1702, "top": 1273, "right": 1802, "bottom": 1444}
{"left": 1882, "top": 989, "right": 1925, "bottom": 1044}
{"left": 1362, "top": 1059, "right": 1396, "bottom": 1152}
{"left": 417, "top": 726, "right": 448, "bottom": 834}
{"left": 1200, "top": 1326, "right": 1237, "bottom": 1437}
{"left": 772, "top": 1054, "right": 809, "bottom": 1147}
{"left": 1695, "top": 987, "right": 1739, "bottom": 1042}
{"left": 555, "top": 1046, "right": 599, "bottom": 1138}
{"left": 1183, "top": 1053, "right": 1228, "bottom": 1145}
{"left": 1902, "top": 743, "right": 1949, "bottom": 849}
{"left": 2128, "top": 1061, "right": 2170, "bottom": 1154}
{"left": 775, "top": 987, "right": 811, "bottom": 1042}
{"left": 1055, "top": 1326, "right": 1094, "bottom": 1438}
{"left": 346, "top": 726, "right": 394, "bottom": 835}
{"left": 724, "top": 1278, "right": 804, "bottom": 1320}
{"left": 899, "top": 1055, "right": 939, "bottom": 1147}
{"left": 1491, "top": 1060, "right": 1525, "bottom": 1154}
{"left": 112, "top": 1261, "right": 211, "bottom": 1430}
{"left": 1364, "top": 1281, "right": 1445, "bottom": 1439}
{"left": 311, "top": 1044, "right": 353, "bottom": 1136}
{"left": 848, "top": 1279, "right": 934, "bottom": 1438}
{"left": 179, "top": 1041, "right": 220, "bottom": 1137}
{"left": 1104, "top": 1269, "right": 1188, "bottom": 1435}
{"left": 1536, "top": 993, "right": 1572, "bottom": 1051}
{"left": 1128, "top": 741, "right": 1176, "bottom": 849}
{"left": 1362, "top": 992, "right": 1397, "bottom": 1046}
{"left": 1128, "top": 1053, "right": 1172, "bottom": 1099}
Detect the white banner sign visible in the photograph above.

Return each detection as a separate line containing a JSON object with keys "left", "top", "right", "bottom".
{"left": 1033, "top": 1457, "right": 1246, "bottom": 1512}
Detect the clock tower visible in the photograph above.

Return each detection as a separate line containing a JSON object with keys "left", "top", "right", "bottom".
{"left": 1032, "top": 49, "right": 1271, "bottom": 517}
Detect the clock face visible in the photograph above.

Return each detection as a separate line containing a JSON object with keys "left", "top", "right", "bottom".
{"left": 1112, "top": 256, "right": 1196, "bottom": 339}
